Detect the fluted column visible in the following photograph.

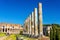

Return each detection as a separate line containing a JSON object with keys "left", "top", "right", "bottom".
{"left": 31, "top": 12, "right": 34, "bottom": 36}
{"left": 38, "top": 3, "right": 43, "bottom": 37}
{"left": 34, "top": 8, "right": 38, "bottom": 37}
{"left": 24, "top": 20, "right": 28, "bottom": 34}
{"left": 23, "top": 21, "right": 26, "bottom": 34}
{"left": 26, "top": 19, "right": 28, "bottom": 34}
{"left": 29, "top": 14, "right": 32, "bottom": 36}
{"left": 27, "top": 17, "right": 30, "bottom": 34}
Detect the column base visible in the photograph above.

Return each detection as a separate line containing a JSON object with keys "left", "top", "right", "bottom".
{"left": 38, "top": 32, "right": 43, "bottom": 37}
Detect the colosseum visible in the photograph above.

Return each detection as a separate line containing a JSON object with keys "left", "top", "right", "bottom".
{"left": 0, "top": 23, "right": 23, "bottom": 34}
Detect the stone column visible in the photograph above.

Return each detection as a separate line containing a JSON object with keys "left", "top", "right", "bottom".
{"left": 29, "top": 14, "right": 32, "bottom": 36}
{"left": 26, "top": 19, "right": 28, "bottom": 34}
{"left": 38, "top": 3, "right": 43, "bottom": 37}
{"left": 25, "top": 19, "right": 28, "bottom": 34}
{"left": 27, "top": 17, "right": 30, "bottom": 35}
{"left": 23, "top": 20, "right": 27, "bottom": 34}
{"left": 23, "top": 21, "right": 26, "bottom": 34}
{"left": 34, "top": 8, "right": 38, "bottom": 37}
{"left": 31, "top": 12, "right": 34, "bottom": 36}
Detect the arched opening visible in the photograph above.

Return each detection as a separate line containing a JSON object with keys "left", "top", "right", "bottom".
{"left": 5, "top": 28, "right": 7, "bottom": 32}
{"left": 3, "top": 26, "right": 5, "bottom": 32}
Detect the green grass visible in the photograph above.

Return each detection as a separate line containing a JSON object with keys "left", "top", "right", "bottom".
{"left": 0, "top": 32, "right": 6, "bottom": 37}
{"left": 5, "top": 34, "right": 16, "bottom": 40}
{"left": 4, "top": 34, "right": 37, "bottom": 40}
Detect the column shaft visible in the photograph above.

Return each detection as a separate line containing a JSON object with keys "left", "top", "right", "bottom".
{"left": 31, "top": 12, "right": 34, "bottom": 36}
{"left": 38, "top": 3, "right": 43, "bottom": 37}
{"left": 34, "top": 8, "right": 38, "bottom": 36}
{"left": 29, "top": 15, "right": 32, "bottom": 36}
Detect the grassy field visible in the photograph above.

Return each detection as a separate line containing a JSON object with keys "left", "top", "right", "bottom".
{"left": 4, "top": 34, "right": 16, "bottom": 40}
{"left": 0, "top": 33, "right": 6, "bottom": 37}
{"left": 4, "top": 34, "right": 37, "bottom": 40}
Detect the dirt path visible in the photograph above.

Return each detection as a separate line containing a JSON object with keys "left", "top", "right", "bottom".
{"left": 0, "top": 36, "right": 7, "bottom": 40}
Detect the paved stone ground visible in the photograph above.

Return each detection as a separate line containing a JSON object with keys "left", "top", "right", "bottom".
{"left": 38, "top": 36, "right": 50, "bottom": 40}
{"left": 41, "top": 37, "right": 50, "bottom": 40}
{"left": 0, "top": 36, "right": 7, "bottom": 40}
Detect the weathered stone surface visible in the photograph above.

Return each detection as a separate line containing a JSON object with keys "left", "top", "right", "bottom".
{"left": 38, "top": 3, "right": 43, "bottom": 37}
{"left": 31, "top": 12, "right": 34, "bottom": 36}
{"left": 34, "top": 8, "right": 38, "bottom": 36}
{"left": 29, "top": 14, "right": 32, "bottom": 36}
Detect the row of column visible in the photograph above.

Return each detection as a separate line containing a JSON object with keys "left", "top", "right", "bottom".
{"left": 24, "top": 3, "right": 43, "bottom": 37}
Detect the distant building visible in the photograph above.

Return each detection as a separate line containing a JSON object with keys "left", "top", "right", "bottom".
{"left": 0, "top": 23, "right": 23, "bottom": 34}
{"left": 43, "top": 25, "right": 52, "bottom": 36}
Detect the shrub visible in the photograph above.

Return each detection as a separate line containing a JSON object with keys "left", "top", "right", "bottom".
{"left": 20, "top": 31, "right": 23, "bottom": 35}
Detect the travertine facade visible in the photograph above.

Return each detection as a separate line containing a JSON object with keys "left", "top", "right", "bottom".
{"left": 0, "top": 23, "right": 22, "bottom": 34}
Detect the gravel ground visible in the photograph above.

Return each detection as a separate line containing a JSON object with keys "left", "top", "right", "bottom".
{"left": 0, "top": 36, "right": 7, "bottom": 40}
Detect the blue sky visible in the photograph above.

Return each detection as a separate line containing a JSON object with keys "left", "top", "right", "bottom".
{"left": 0, "top": 0, "right": 60, "bottom": 25}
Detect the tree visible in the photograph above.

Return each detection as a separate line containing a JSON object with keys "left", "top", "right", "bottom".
{"left": 52, "top": 24, "right": 56, "bottom": 40}
{"left": 50, "top": 28, "right": 53, "bottom": 40}
{"left": 50, "top": 24, "right": 60, "bottom": 40}
{"left": 56, "top": 29, "right": 59, "bottom": 40}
